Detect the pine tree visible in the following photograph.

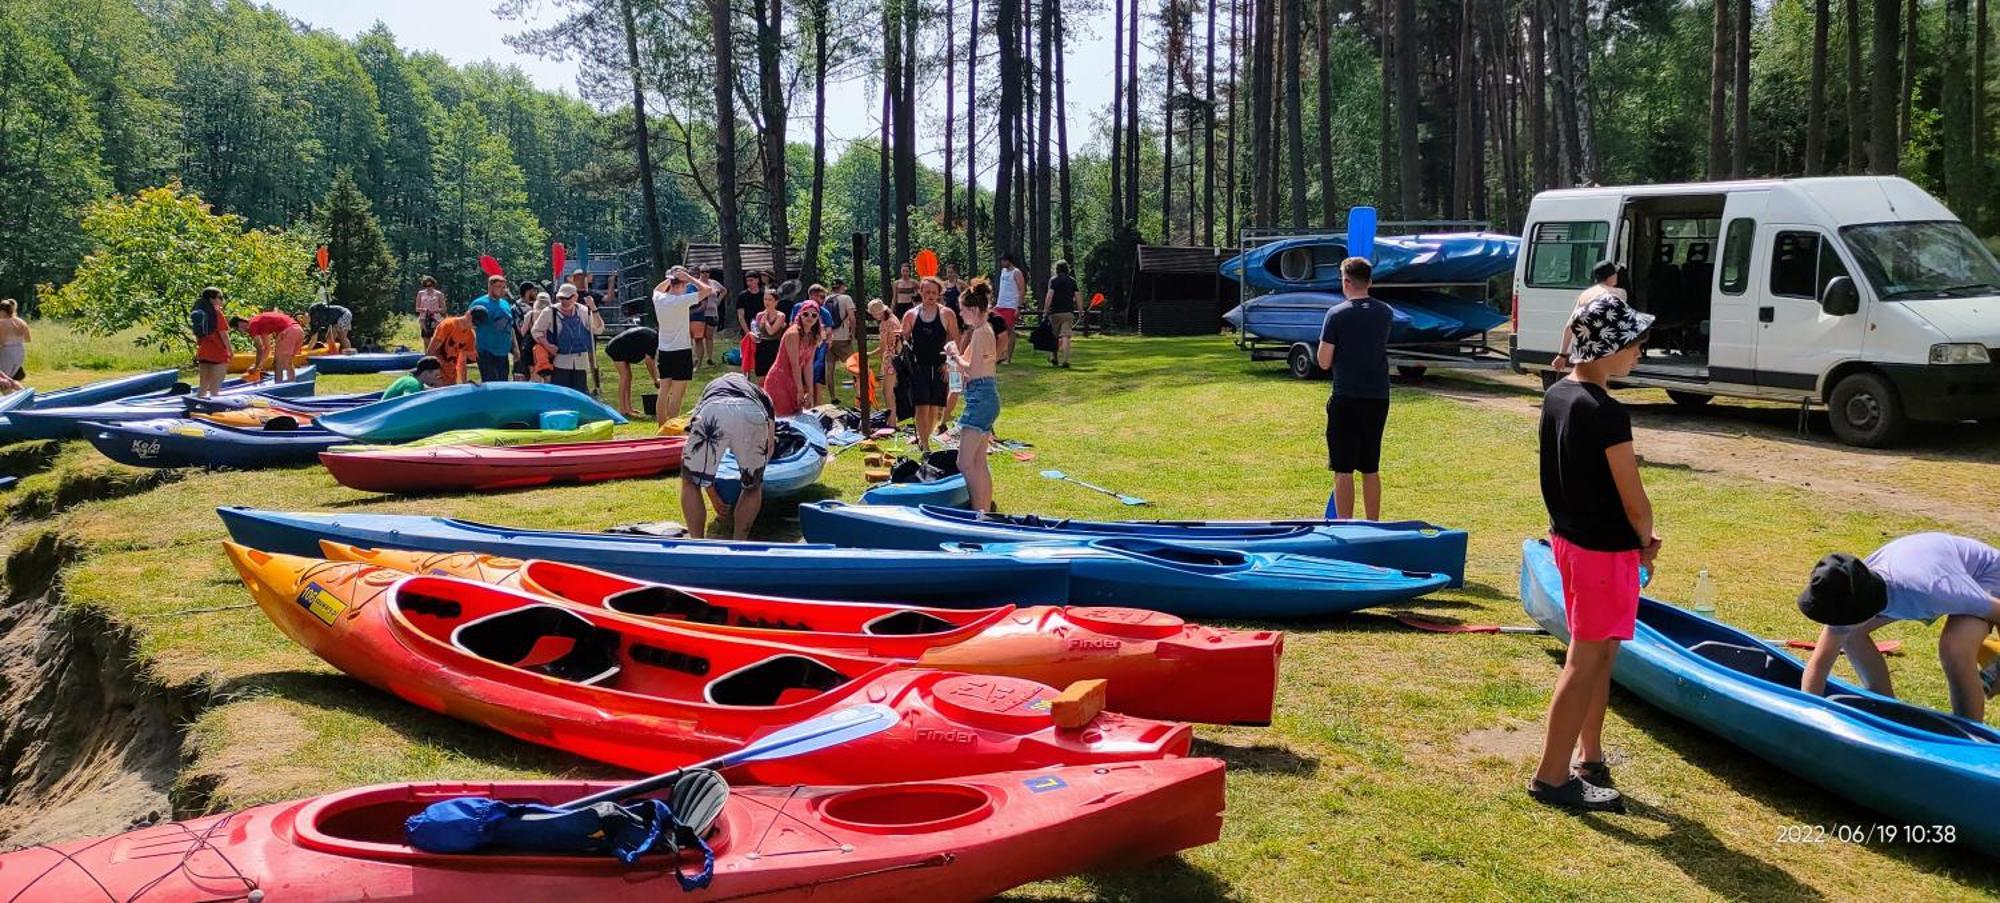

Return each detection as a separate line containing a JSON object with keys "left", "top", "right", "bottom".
{"left": 320, "top": 170, "right": 401, "bottom": 346}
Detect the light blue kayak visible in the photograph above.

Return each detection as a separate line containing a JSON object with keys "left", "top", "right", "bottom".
{"left": 860, "top": 473, "right": 971, "bottom": 508}
{"left": 1519, "top": 538, "right": 2000, "bottom": 854}
{"left": 1219, "top": 232, "right": 1521, "bottom": 291}
{"left": 312, "top": 383, "right": 626, "bottom": 442}
{"left": 6, "top": 369, "right": 320, "bottom": 440}
{"left": 715, "top": 415, "right": 828, "bottom": 505}
{"left": 32, "top": 369, "right": 181, "bottom": 408}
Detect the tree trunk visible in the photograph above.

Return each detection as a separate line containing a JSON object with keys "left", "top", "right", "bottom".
{"left": 1380, "top": 0, "right": 1398, "bottom": 210}
{"left": 1037, "top": 0, "right": 1053, "bottom": 282}
{"left": 1250, "top": 0, "right": 1272, "bottom": 226}
{"left": 1112, "top": 0, "right": 1126, "bottom": 228}
{"left": 709, "top": 0, "right": 745, "bottom": 291}
{"left": 895, "top": 0, "right": 918, "bottom": 266}
{"left": 1708, "top": 0, "right": 1731, "bottom": 180}
{"left": 1452, "top": 2, "right": 1474, "bottom": 218}
{"left": 1165, "top": 26, "right": 1177, "bottom": 241}
{"left": 1056, "top": 0, "right": 1075, "bottom": 262}
{"left": 1846, "top": 0, "right": 1865, "bottom": 171}
{"left": 945, "top": 0, "right": 956, "bottom": 239}
{"left": 619, "top": 0, "right": 666, "bottom": 282}
{"left": 1127, "top": 0, "right": 1142, "bottom": 227}
{"left": 1208, "top": 0, "right": 1221, "bottom": 242}
{"left": 1548, "top": 0, "right": 1579, "bottom": 185}
{"left": 802, "top": 0, "right": 831, "bottom": 286}
{"left": 1316, "top": 0, "right": 1336, "bottom": 225}
{"left": 1394, "top": 0, "right": 1419, "bottom": 215}
{"left": 757, "top": 0, "right": 791, "bottom": 261}
{"left": 1900, "top": 0, "right": 1918, "bottom": 148}
{"left": 1226, "top": 0, "right": 1241, "bottom": 240}
{"left": 1947, "top": 0, "right": 1976, "bottom": 211}
{"left": 1284, "top": 0, "right": 1307, "bottom": 228}
{"left": 1978, "top": 0, "right": 1990, "bottom": 227}
{"left": 968, "top": 0, "right": 981, "bottom": 272}
{"left": 996, "top": 0, "right": 1020, "bottom": 256}
{"left": 879, "top": 76, "right": 892, "bottom": 293}
{"left": 1527, "top": 0, "right": 1549, "bottom": 190}
{"left": 1871, "top": 0, "right": 1901, "bottom": 172}
{"left": 1732, "top": 0, "right": 1750, "bottom": 177}
{"left": 1807, "top": 0, "right": 1830, "bottom": 174}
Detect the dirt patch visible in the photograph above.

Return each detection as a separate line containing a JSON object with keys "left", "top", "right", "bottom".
{"left": 0, "top": 530, "right": 206, "bottom": 846}
{"left": 1455, "top": 724, "right": 1543, "bottom": 762}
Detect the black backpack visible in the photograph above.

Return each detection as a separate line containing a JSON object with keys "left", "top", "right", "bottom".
{"left": 190, "top": 304, "right": 214, "bottom": 339}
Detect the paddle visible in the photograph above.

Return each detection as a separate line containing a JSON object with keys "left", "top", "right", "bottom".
{"left": 1323, "top": 206, "right": 1381, "bottom": 518}
{"left": 1039, "top": 469, "right": 1148, "bottom": 506}
{"left": 558, "top": 703, "right": 899, "bottom": 811}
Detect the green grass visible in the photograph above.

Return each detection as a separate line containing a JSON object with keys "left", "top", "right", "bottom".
{"left": 13, "top": 332, "right": 2000, "bottom": 899}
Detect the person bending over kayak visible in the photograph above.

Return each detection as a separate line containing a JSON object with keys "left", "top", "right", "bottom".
{"left": 1529, "top": 293, "right": 1659, "bottom": 815}
{"left": 681, "top": 372, "right": 776, "bottom": 541}
{"left": 427, "top": 307, "right": 481, "bottom": 386}
{"left": 1798, "top": 534, "right": 2000, "bottom": 720}
{"left": 382, "top": 356, "right": 444, "bottom": 400}
{"left": 231, "top": 308, "right": 304, "bottom": 383}
{"left": 604, "top": 325, "right": 659, "bottom": 417}
{"left": 1317, "top": 257, "right": 1394, "bottom": 520}
{"left": 307, "top": 300, "right": 353, "bottom": 352}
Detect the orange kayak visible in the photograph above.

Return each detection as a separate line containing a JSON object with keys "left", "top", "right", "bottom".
{"left": 224, "top": 543, "right": 1193, "bottom": 781}
{"left": 320, "top": 542, "right": 1282, "bottom": 725}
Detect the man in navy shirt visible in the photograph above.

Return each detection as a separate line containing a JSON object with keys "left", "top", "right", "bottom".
{"left": 1317, "top": 257, "right": 1394, "bottom": 519}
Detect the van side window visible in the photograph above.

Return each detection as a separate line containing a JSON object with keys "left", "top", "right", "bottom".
{"left": 1769, "top": 231, "right": 1825, "bottom": 298}
{"left": 1718, "top": 218, "right": 1755, "bottom": 295}
{"left": 1525, "top": 221, "right": 1610, "bottom": 288}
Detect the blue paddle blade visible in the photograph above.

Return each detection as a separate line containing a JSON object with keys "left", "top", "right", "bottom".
{"left": 1039, "top": 469, "right": 1067, "bottom": 480}
{"left": 725, "top": 703, "right": 901, "bottom": 767}
{"left": 1347, "top": 206, "right": 1378, "bottom": 262}
{"left": 1323, "top": 490, "right": 1339, "bottom": 518}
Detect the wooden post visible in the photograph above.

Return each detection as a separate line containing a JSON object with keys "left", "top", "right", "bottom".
{"left": 852, "top": 232, "right": 871, "bottom": 429}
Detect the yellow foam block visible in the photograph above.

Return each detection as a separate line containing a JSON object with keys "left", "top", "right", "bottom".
{"left": 1050, "top": 679, "right": 1108, "bottom": 730}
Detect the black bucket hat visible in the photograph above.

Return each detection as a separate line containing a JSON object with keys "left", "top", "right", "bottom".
{"left": 1797, "top": 553, "right": 1889, "bottom": 626}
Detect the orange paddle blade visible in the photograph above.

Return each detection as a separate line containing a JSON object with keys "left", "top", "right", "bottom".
{"left": 914, "top": 249, "right": 939, "bottom": 279}
{"left": 1089, "top": 292, "right": 1105, "bottom": 308}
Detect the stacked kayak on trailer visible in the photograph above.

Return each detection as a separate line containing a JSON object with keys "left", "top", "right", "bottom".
{"left": 224, "top": 544, "right": 1193, "bottom": 779}
{"left": 322, "top": 437, "right": 686, "bottom": 493}
{"left": 798, "top": 501, "right": 1468, "bottom": 586}
{"left": 5, "top": 368, "right": 321, "bottom": 440}
{"left": 320, "top": 542, "right": 1283, "bottom": 725}
{"left": 0, "top": 758, "right": 1225, "bottom": 902}
{"left": 218, "top": 508, "right": 1072, "bottom": 605}
{"left": 1519, "top": 538, "right": 2000, "bottom": 854}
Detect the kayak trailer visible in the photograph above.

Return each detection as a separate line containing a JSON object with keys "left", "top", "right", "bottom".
{"left": 1225, "top": 221, "right": 1519, "bottom": 381}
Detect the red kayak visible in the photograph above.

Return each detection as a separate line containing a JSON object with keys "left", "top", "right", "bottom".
{"left": 224, "top": 544, "right": 1193, "bottom": 780}
{"left": 319, "top": 436, "right": 686, "bottom": 493}
{"left": 321, "top": 541, "right": 1282, "bottom": 725}
{"left": 0, "top": 759, "right": 1226, "bottom": 901}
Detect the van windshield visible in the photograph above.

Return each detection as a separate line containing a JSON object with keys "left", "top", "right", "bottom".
{"left": 1841, "top": 221, "right": 2000, "bottom": 300}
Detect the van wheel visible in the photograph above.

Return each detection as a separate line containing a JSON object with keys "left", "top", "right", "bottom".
{"left": 1286, "top": 344, "right": 1325, "bottom": 380}
{"left": 1395, "top": 365, "right": 1428, "bottom": 381}
{"left": 1828, "top": 372, "right": 1908, "bottom": 448}
{"left": 1665, "top": 390, "right": 1713, "bottom": 408}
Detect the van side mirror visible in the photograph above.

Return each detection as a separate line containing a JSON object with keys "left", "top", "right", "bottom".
{"left": 1820, "top": 276, "right": 1860, "bottom": 317}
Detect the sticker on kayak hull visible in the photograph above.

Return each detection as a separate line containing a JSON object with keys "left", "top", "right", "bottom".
{"left": 1024, "top": 776, "right": 1068, "bottom": 793}
{"left": 295, "top": 582, "right": 347, "bottom": 626}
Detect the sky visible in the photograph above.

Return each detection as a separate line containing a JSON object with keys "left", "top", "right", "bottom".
{"left": 260, "top": 0, "right": 1170, "bottom": 175}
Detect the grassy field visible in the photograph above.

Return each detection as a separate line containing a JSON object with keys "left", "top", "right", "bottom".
{"left": 7, "top": 319, "right": 1999, "bottom": 899}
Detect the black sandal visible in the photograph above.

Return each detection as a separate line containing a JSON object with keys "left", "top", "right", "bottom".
{"left": 1572, "top": 761, "right": 1615, "bottom": 788}
{"left": 1527, "top": 777, "right": 1625, "bottom": 814}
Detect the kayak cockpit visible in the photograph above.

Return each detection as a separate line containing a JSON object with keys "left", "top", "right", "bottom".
{"left": 1090, "top": 539, "right": 1253, "bottom": 572}
{"left": 452, "top": 605, "right": 624, "bottom": 686}
{"left": 954, "top": 507, "right": 1311, "bottom": 541}
{"left": 704, "top": 655, "right": 851, "bottom": 706}
{"left": 293, "top": 782, "right": 731, "bottom": 865}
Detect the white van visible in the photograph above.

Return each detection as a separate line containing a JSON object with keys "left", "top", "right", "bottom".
{"left": 1509, "top": 177, "right": 2000, "bottom": 446}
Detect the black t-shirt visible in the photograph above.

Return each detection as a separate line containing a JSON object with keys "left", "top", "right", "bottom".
{"left": 1318, "top": 297, "right": 1393, "bottom": 399}
{"left": 1048, "top": 275, "right": 1079, "bottom": 313}
{"left": 1539, "top": 379, "right": 1642, "bottom": 552}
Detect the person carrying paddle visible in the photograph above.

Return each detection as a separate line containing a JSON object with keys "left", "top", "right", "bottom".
{"left": 1041, "top": 260, "right": 1079, "bottom": 368}
{"left": 1316, "top": 257, "right": 1394, "bottom": 520}
{"left": 382, "top": 356, "right": 444, "bottom": 400}
{"left": 534, "top": 284, "right": 602, "bottom": 392}
{"left": 892, "top": 263, "right": 920, "bottom": 318}
{"left": 1797, "top": 534, "right": 2000, "bottom": 720}
{"left": 949, "top": 288, "right": 1000, "bottom": 513}
{"left": 192, "top": 287, "right": 231, "bottom": 397}
{"left": 902, "top": 276, "right": 960, "bottom": 454}
{"left": 231, "top": 308, "right": 304, "bottom": 383}
{"left": 469, "top": 275, "right": 516, "bottom": 383}
{"left": 1529, "top": 292, "right": 1658, "bottom": 815}
{"left": 426, "top": 306, "right": 481, "bottom": 386}
{"left": 682, "top": 372, "right": 776, "bottom": 541}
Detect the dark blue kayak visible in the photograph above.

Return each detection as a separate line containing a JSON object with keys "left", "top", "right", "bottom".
{"left": 797, "top": 502, "right": 1467, "bottom": 586}
{"left": 85, "top": 418, "right": 343, "bottom": 469}
{"left": 1219, "top": 232, "right": 1520, "bottom": 291}
{"left": 312, "top": 383, "right": 625, "bottom": 442}
{"left": 33, "top": 369, "right": 181, "bottom": 408}
{"left": 6, "top": 369, "right": 320, "bottom": 440}
{"left": 860, "top": 474, "right": 971, "bottom": 508}
{"left": 1520, "top": 538, "right": 2000, "bottom": 853}
{"left": 181, "top": 391, "right": 382, "bottom": 418}
{"left": 948, "top": 538, "right": 1449, "bottom": 618}
{"left": 312, "top": 351, "right": 425, "bottom": 374}
{"left": 0, "top": 389, "right": 33, "bottom": 443}
{"left": 216, "top": 508, "right": 1071, "bottom": 606}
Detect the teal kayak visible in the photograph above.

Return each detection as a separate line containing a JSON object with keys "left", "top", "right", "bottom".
{"left": 1519, "top": 538, "right": 2000, "bottom": 854}
{"left": 312, "top": 383, "right": 626, "bottom": 442}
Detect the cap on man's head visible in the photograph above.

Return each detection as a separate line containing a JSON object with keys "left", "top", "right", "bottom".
{"left": 1567, "top": 294, "right": 1656, "bottom": 363}
{"left": 556, "top": 284, "right": 578, "bottom": 299}
{"left": 1797, "top": 553, "right": 1889, "bottom": 626}
{"left": 569, "top": 268, "right": 587, "bottom": 278}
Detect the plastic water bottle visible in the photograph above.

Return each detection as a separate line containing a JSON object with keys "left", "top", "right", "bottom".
{"left": 1691, "top": 569, "right": 1717, "bottom": 614}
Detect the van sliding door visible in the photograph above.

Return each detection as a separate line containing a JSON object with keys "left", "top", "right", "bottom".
{"left": 1705, "top": 192, "right": 1767, "bottom": 387}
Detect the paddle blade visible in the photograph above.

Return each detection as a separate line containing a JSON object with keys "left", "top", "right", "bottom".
{"left": 725, "top": 703, "right": 901, "bottom": 767}
{"left": 1039, "top": 469, "right": 1067, "bottom": 480}
{"left": 1089, "top": 292, "right": 1105, "bottom": 308}
{"left": 1323, "top": 490, "right": 1339, "bottom": 518}
{"left": 914, "top": 248, "right": 940, "bottom": 278}
{"left": 1346, "top": 206, "right": 1378, "bottom": 262}
{"left": 479, "top": 254, "right": 503, "bottom": 278}
{"left": 551, "top": 242, "right": 567, "bottom": 280}
{"left": 315, "top": 245, "right": 330, "bottom": 272}
{"left": 1117, "top": 494, "right": 1149, "bottom": 506}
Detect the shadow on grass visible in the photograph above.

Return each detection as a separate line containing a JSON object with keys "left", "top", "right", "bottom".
{"left": 1190, "top": 738, "right": 1320, "bottom": 777}
{"left": 1579, "top": 799, "right": 1828, "bottom": 902}
{"left": 1000, "top": 856, "right": 1243, "bottom": 903}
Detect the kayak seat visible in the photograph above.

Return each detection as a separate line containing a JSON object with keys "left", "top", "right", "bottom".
{"left": 863, "top": 609, "right": 958, "bottom": 636}
{"left": 606, "top": 587, "right": 812, "bottom": 632}
{"left": 451, "top": 605, "right": 623, "bottom": 686}
{"left": 706, "top": 655, "right": 852, "bottom": 707}
{"left": 1686, "top": 641, "right": 1786, "bottom": 683}
{"left": 1826, "top": 694, "right": 1991, "bottom": 742}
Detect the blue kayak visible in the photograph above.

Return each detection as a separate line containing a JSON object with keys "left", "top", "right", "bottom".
{"left": 0, "top": 389, "right": 34, "bottom": 443}
{"left": 85, "top": 418, "right": 343, "bottom": 469}
{"left": 861, "top": 473, "right": 971, "bottom": 508}
{"left": 715, "top": 415, "right": 827, "bottom": 505}
{"left": 216, "top": 508, "right": 1072, "bottom": 605}
{"left": 182, "top": 391, "right": 383, "bottom": 418}
{"left": 948, "top": 538, "right": 1450, "bottom": 618}
{"left": 1519, "top": 538, "right": 2000, "bottom": 853}
{"left": 312, "top": 383, "right": 626, "bottom": 442}
{"left": 32, "top": 369, "right": 181, "bottom": 408}
{"left": 797, "top": 502, "right": 1468, "bottom": 586}
{"left": 1223, "top": 291, "right": 1467, "bottom": 346}
{"left": 1220, "top": 232, "right": 1521, "bottom": 291}
{"left": 6, "top": 369, "right": 320, "bottom": 440}
{"left": 311, "top": 351, "right": 425, "bottom": 375}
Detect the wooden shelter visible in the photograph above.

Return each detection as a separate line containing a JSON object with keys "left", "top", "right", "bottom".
{"left": 1132, "top": 245, "right": 1239, "bottom": 336}
{"left": 683, "top": 244, "right": 804, "bottom": 280}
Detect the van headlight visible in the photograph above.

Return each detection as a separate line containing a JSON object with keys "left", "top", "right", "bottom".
{"left": 1929, "top": 343, "right": 1993, "bottom": 365}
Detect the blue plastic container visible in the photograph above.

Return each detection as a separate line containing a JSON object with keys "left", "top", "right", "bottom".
{"left": 540, "top": 409, "right": 581, "bottom": 431}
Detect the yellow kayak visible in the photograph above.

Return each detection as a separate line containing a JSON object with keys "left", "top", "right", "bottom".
{"left": 228, "top": 343, "right": 333, "bottom": 374}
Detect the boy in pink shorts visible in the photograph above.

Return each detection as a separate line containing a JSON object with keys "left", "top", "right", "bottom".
{"left": 1529, "top": 293, "right": 1657, "bottom": 814}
